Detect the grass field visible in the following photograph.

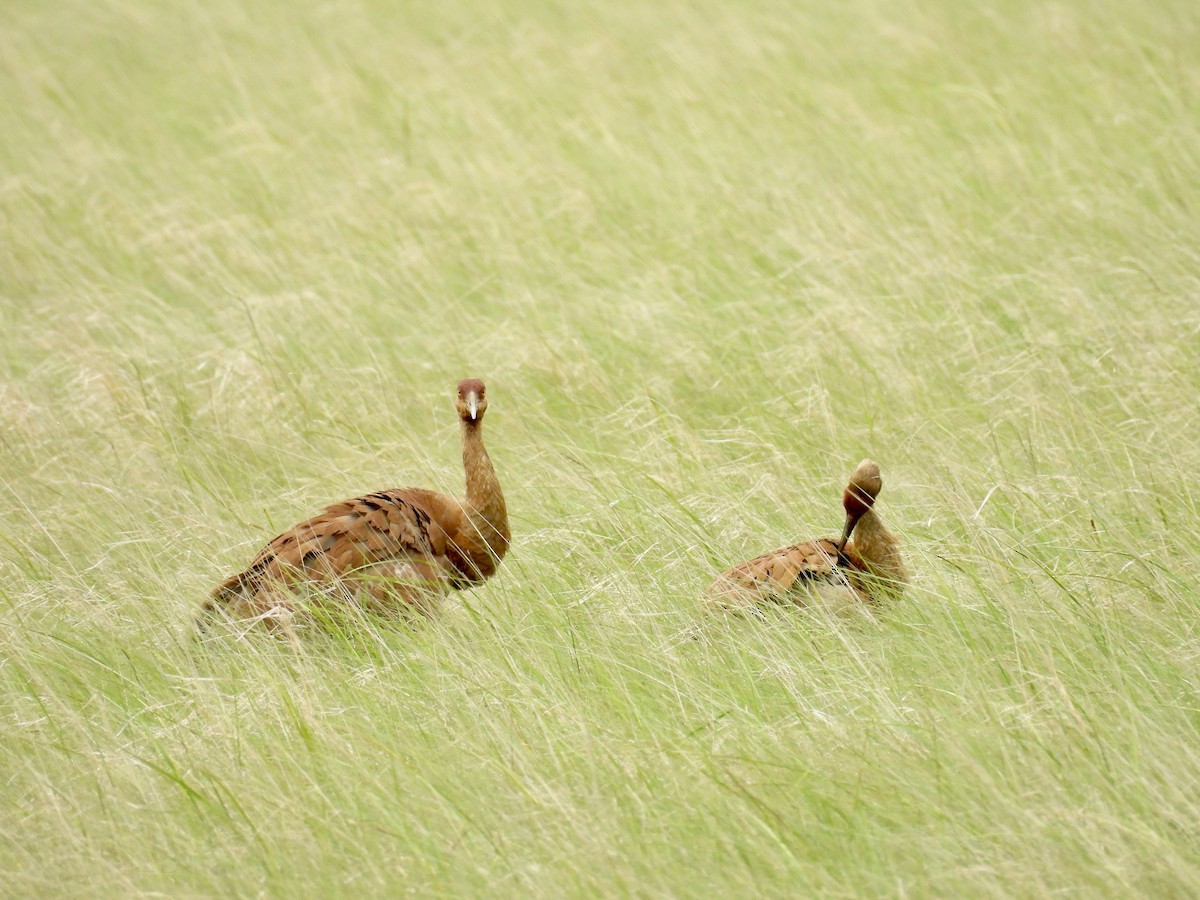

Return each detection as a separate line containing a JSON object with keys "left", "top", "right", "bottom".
{"left": 3, "top": 0, "right": 1200, "bottom": 895}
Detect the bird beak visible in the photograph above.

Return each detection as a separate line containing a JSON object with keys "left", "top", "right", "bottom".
{"left": 836, "top": 511, "right": 858, "bottom": 554}
{"left": 466, "top": 392, "right": 479, "bottom": 421}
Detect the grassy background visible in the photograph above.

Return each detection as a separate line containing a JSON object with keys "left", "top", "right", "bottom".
{"left": 3, "top": 0, "right": 1199, "bottom": 895}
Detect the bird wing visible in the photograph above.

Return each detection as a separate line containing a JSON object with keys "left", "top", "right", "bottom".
{"left": 709, "top": 537, "right": 854, "bottom": 606}
{"left": 241, "top": 489, "right": 455, "bottom": 587}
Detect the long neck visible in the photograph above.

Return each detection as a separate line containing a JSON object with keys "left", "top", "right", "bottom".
{"left": 853, "top": 508, "right": 907, "bottom": 592}
{"left": 460, "top": 419, "right": 510, "bottom": 559}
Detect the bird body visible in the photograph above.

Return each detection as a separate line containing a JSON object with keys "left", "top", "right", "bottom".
{"left": 706, "top": 459, "right": 906, "bottom": 616}
{"left": 707, "top": 537, "right": 863, "bottom": 616}
{"left": 201, "top": 379, "right": 508, "bottom": 636}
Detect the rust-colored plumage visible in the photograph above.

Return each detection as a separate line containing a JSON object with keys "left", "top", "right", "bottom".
{"left": 201, "top": 379, "right": 509, "bottom": 637}
{"left": 706, "top": 459, "right": 907, "bottom": 616}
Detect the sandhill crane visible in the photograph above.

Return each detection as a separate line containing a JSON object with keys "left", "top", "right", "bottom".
{"left": 706, "top": 459, "right": 906, "bottom": 616}
{"left": 201, "top": 379, "right": 509, "bottom": 638}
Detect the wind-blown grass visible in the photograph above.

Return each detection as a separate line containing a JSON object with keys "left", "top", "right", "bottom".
{"left": 2, "top": 0, "right": 1199, "bottom": 895}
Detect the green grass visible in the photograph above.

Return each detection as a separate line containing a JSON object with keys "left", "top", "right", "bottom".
{"left": 3, "top": 0, "right": 1200, "bottom": 895}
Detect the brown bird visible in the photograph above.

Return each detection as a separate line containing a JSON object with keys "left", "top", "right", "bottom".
{"left": 706, "top": 459, "right": 907, "bottom": 616}
{"left": 200, "top": 379, "right": 509, "bottom": 637}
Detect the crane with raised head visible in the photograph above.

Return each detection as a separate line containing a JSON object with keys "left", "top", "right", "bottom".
{"left": 201, "top": 379, "right": 509, "bottom": 637}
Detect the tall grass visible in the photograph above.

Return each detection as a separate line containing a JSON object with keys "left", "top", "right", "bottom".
{"left": 2, "top": 0, "right": 1199, "bottom": 895}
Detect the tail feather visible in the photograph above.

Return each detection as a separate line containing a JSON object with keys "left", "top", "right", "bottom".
{"left": 195, "top": 569, "right": 256, "bottom": 633}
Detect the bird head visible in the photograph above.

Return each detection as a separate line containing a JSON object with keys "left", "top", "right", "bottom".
{"left": 837, "top": 458, "right": 882, "bottom": 552}
{"left": 456, "top": 379, "right": 488, "bottom": 423}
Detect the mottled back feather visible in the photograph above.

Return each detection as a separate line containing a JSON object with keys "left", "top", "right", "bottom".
{"left": 708, "top": 537, "right": 866, "bottom": 608}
